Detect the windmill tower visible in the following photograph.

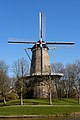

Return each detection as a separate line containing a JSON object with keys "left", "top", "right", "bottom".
{"left": 30, "top": 42, "right": 51, "bottom": 75}
{"left": 8, "top": 12, "right": 74, "bottom": 98}
{"left": 30, "top": 13, "right": 51, "bottom": 76}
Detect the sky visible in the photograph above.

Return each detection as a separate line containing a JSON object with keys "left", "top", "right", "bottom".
{"left": 0, "top": 0, "right": 80, "bottom": 76}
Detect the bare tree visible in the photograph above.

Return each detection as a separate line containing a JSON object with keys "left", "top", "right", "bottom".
{"left": 51, "top": 62, "right": 64, "bottom": 98}
{"left": 65, "top": 63, "right": 77, "bottom": 98}
{"left": 12, "top": 58, "right": 29, "bottom": 105}
{"left": 51, "top": 62, "right": 64, "bottom": 73}
{"left": 47, "top": 76, "right": 59, "bottom": 105}
{"left": 43, "top": 77, "right": 55, "bottom": 105}
{"left": 0, "top": 60, "right": 10, "bottom": 105}
{"left": 73, "top": 60, "right": 80, "bottom": 104}
{"left": 51, "top": 60, "right": 80, "bottom": 100}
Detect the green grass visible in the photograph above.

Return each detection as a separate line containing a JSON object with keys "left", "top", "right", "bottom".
{"left": 3, "top": 98, "right": 79, "bottom": 106}
{"left": 2, "top": 99, "right": 49, "bottom": 106}
{"left": 0, "top": 105, "right": 80, "bottom": 116}
{"left": 0, "top": 98, "right": 80, "bottom": 116}
{"left": 52, "top": 98, "right": 78, "bottom": 105}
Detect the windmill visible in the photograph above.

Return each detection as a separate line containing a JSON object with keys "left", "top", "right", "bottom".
{"left": 8, "top": 12, "right": 74, "bottom": 76}
{"left": 8, "top": 12, "right": 74, "bottom": 99}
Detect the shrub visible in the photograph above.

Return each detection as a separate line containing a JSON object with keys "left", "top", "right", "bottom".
{"left": 6, "top": 93, "right": 19, "bottom": 100}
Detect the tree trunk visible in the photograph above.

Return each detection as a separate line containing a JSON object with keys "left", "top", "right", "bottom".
{"left": 20, "top": 95, "right": 23, "bottom": 105}
{"left": 20, "top": 86, "right": 23, "bottom": 105}
{"left": 66, "top": 89, "right": 69, "bottom": 98}
{"left": 3, "top": 96, "right": 6, "bottom": 105}
{"left": 49, "top": 89, "right": 52, "bottom": 105}
{"left": 78, "top": 92, "right": 80, "bottom": 104}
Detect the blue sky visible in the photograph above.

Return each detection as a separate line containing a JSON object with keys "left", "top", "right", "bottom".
{"left": 0, "top": 0, "right": 80, "bottom": 75}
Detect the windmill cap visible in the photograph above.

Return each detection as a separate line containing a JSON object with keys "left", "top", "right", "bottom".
{"left": 31, "top": 40, "right": 49, "bottom": 51}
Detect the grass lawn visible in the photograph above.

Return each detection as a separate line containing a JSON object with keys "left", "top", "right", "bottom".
{"left": 0, "top": 105, "right": 80, "bottom": 116}
{"left": 2, "top": 98, "right": 79, "bottom": 106}
{"left": 0, "top": 98, "right": 80, "bottom": 116}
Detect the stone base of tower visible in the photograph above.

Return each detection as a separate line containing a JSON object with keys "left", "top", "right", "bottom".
{"left": 25, "top": 74, "right": 63, "bottom": 99}
{"left": 33, "top": 80, "right": 57, "bottom": 98}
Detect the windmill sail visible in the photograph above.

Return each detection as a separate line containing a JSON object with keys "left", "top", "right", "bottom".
{"left": 8, "top": 40, "right": 36, "bottom": 44}
{"left": 39, "top": 12, "right": 46, "bottom": 41}
{"left": 46, "top": 41, "right": 74, "bottom": 45}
